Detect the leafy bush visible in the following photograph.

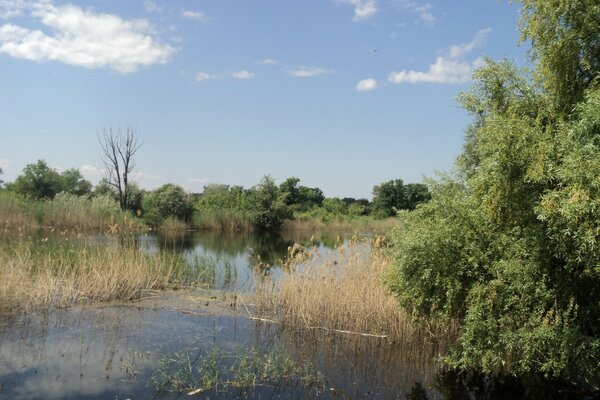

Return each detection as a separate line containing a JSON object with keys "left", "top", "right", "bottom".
{"left": 386, "top": 0, "right": 600, "bottom": 385}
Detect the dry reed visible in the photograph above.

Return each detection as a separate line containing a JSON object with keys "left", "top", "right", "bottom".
{"left": 0, "top": 240, "right": 182, "bottom": 312}
{"left": 280, "top": 216, "right": 398, "bottom": 233}
{"left": 254, "top": 240, "right": 457, "bottom": 343}
{"left": 0, "top": 192, "right": 146, "bottom": 233}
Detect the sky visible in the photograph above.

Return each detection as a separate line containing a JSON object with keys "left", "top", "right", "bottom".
{"left": 0, "top": 0, "right": 527, "bottom": 199}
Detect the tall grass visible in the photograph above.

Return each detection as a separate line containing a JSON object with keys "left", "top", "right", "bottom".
{"left": 254, "top": 240, "right": 457, "bottom": 343}
{"left": 194, "top": 209, "right": 254, "bottom": 232}
{"left": 0, "top": 239, "right": 186, "bottom": 312}
{"left": 0, "top": 191, "right": 145, "bottom": 232}
{"left": 280, "top": 215, "right": 398, "bottom": 233}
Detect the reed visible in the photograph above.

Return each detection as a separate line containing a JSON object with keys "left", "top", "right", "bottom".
{"left": 0, "top": 239, "right": 186, "bottom": 312}
{"left": 280, "top": 215, "right": 398, "bottom": 233}
{"left": 193, "top": 209, "right": 254, "bottom": 232}
{"left": 0, "top": 192, "right": 145, "bottom": 233}
{"left": 159, "top": 216, "right": 190, "bottom": 233}
{"left": 254, "top": 240, "right": 457, "bottom": 343}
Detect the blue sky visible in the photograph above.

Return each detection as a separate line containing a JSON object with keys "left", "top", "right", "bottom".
{"left": 0, "top": 0, "right": 526, "bottom": 198}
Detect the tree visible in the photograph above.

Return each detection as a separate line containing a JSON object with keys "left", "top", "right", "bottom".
{"left": 247, "top": 176, "right": 291, "bottom": 230}
{"left": 60, "top": 168, "right": 92, "bottom": 197}
{"left": 372, "top": 179, "right": 407, "bottom": 218}
{"left": 403, "top": 183, "right": 431, "bottom": 211}
{"left": 0, "top": 166, "right": 3, "bottom": 188}
{"left": 142, "top": 184, "right": 193, "bottom": 226}
{"left": 98, "top": 127, "right": 142, "bottom": 211}
{"left": 279, "top": 177, "right": 325, "bottom": 212}
{"left": 12, "top": 160, "right": 64, "bottom": 199}
{"left": 386, "top": 0, "right": 600, "bottom": 384}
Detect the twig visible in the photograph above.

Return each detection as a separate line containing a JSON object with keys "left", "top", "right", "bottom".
{"left": 308, "top": 326, "right": 388, "bottom": 339}
{"left": 248, "top": 316, "right": 278, "bottom": 323}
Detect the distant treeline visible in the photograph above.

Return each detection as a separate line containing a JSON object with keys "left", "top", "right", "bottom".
{"left": 0, "top": 159, "right": 430, "bottom": 231}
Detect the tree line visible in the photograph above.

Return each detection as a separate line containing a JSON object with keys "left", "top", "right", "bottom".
{"left": 0, "top": 159, "right": 430, "bottom": 230}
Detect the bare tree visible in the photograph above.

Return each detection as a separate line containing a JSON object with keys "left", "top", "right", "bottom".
{"left": 98, "top": 127, "right": 142, "bottom": 210}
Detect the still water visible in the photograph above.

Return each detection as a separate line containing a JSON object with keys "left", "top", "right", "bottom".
{"left": 0, "top": 231, "right": 594, "bottom": 399}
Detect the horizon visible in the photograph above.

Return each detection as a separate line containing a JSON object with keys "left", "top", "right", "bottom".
{"left": 0, "top": 0, "right": 526, "bottom": 199}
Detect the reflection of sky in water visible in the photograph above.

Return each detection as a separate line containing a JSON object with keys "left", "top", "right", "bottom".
{"left": 0, "top": 305, "right": 262, "bottom": 400}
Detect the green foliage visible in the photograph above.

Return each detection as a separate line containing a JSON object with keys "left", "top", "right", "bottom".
{"left": 387, "top": 0, "right": 600, "bottom": 385}
{"left": 247, "top": 176, "right": 292, "bottom": 230}
{"left": 11, "top": 160, "right": 65, "bottom": 199}
{"left": 279, "top": 177, "right": 325, "bottom": 212}
{"left": 142, "top": 184, "right": 194, "bottom": 227}
{"left": 195, "top": 176, "right": 292, "bottom": 231}
{"left": 60, "top": 168, "right": 92, "bottom": 196}
{"left": 372, "top": 179, "right": 430, "bottom": 218}
{"left": 10, "top": 160, "right": 93, "bottom": 200}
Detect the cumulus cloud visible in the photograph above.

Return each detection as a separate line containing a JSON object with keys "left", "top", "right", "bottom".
{"left": 355, "top": 78, "right": 378, "bottom": 91}
{"left": 195, "top": 70, "right": 255, "bottom": 82}
{"left": 286, "top": 66, "right": 331, "bottom": 78}
{"left": 0, "top": 1, "right": 175, "bottom": 73}
{"left": 335, "top": 0, "right": 377, "bottom": 22}
{"left": 388, "top": 28, "right": 491, "bottom": 85}
{"left": 0, "top": 0, "right": 25, "bottom": 19}
{"left": 180, "top": 9, "right": 211, "bottom": 22}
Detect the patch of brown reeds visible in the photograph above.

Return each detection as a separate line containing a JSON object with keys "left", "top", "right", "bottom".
{"left": 0, "top": 240, "right": 183, "bottom": 312}
{"left": 254, "top": 240, "right": 457, "bottom": 344}
{"left": 280, "top": 216, "right": 398, "bottom": 233}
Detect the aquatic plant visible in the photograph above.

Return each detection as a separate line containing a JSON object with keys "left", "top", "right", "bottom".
{"left": 0, "top": 238, "right": 187, "bottom": 311}
{"left": 254, "top": 240, "right": 457, "bottom": 343}
{"left": 151, "top": 344, "right": 322, "bottom": 395}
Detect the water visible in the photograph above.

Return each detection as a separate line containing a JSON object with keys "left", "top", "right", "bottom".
{"left": 0, "top": 230, "right": 595, "bottom": 399}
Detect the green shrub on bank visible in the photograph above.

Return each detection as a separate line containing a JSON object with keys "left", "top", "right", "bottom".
{"left": 386, "top": 0, "right": 600, "bottom": 385}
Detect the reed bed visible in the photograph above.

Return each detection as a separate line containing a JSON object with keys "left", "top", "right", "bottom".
{"left": 0, "top": 192, "right": 145, "bottom": 233}
{"left": 254, "top": 240, "right": 457, "bottom": 343}
{"left": 193, "top": 210, "right": 254, "bottom": 232}
{"left": 280, "top": 216, "right": 398, "bottom": 233}
{"left": 0, "top": 239, "right": 185, "bottom": 312}
{"left": 159, "top": 217, "right": 190, "bottom": 233}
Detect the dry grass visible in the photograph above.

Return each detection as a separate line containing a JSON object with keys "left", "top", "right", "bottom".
{"left": 0, "top": 192, "right": 146, "bottom": 233}
{"left": 159, "top": 217, "right": 190, "bottom": 233}
{"left": 0, "top": 239, "right": 184, "bottom": 312}
{"left": 280, "top": 216, "right": 398, "bottom": 233}
{"left": 254, "top": 240, "right": 457, "bottom": 343}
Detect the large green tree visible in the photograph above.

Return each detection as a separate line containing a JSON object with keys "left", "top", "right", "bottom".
{"left": 10, "top": 160, "right": 92, "bottom": 199}
{"left": 386, "top": 0, "right": 600, "bottom": 384}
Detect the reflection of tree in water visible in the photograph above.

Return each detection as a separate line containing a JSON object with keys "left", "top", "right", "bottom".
{"left": 434, "top": 369, "right": 593, "bottom": 400}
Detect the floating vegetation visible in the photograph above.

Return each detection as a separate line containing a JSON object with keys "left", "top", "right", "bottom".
{"left": 151, "top": 344, "right": 323, "bottom": 396}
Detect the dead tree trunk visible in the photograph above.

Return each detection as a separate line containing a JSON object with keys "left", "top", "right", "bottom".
{"left": 98, "top": 127, "right": 141, "bottom": 210}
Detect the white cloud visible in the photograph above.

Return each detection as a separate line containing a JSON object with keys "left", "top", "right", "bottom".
{"left": 0, "top": 1, "right": 175, "bottom": 73}
{"left": 230, "top": 70, "right": 254, "bottom": 79}
{"left": 286, "top": 66, "right": 331, "bottom": 78}
{"left": 259, "top": 58, "right": 278, "bottom": 65}
{"left": 143, "top": 0, "right": 162, "bottom": 14}
{"left": 0, "top": 0, "right": 25, "bottom": 19}
{"left": 335, "top": 0, "right": 378, "bottom": 22}
{"left": 388, "top": 28, "right": 491, "bottom": 85}
{"left": 181, "top": 9, "right": 211, "bottom": 23}
{"left": 395, "top": 1, "right": 437, "bottom": 25}
{"left": 195, "top": 71, "right": 213, "bottom": 82}
{"left": 355, "top": 78, "right": 378, "bottom": 91}
{"left": 195, "top": 70, "right": 255, "bottom": 82}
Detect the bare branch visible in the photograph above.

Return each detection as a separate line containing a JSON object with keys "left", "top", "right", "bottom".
{"left": 98, "top": 126, "right": 142, "bottom": 210}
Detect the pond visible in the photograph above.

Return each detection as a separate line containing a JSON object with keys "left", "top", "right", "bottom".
{"left": 0, "top": 230, "right": 593, "bottom": 399}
